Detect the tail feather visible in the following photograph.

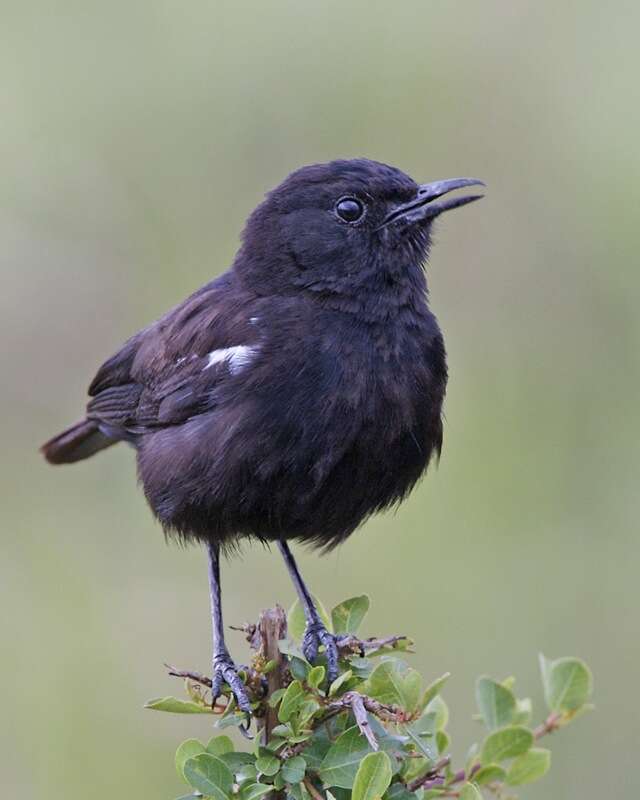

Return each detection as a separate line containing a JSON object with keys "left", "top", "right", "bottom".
{"left": 41, "top": 419, "right": 116, "bottom": 464}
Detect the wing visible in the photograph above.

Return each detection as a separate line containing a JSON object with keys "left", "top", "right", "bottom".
{"left": 86, "top": 274, "right": 262, "bottom": 436}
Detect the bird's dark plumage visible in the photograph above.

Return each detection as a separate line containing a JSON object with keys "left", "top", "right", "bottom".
{"left": 43, "top": 159, "right": 483, "bottom": 551}
{"left": 42, "top": 158, "right": 484, "bottom": 710}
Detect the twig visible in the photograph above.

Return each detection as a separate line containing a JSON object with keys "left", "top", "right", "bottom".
{"left": 164, "top": 665, "right": 232, "bottom": 712}
{"left": 534, "top": 712, "right": 562, "bottom": 739}
{"left": 337, "top": 634, "right": 410, "bottom": 656}
{"left": 326, "top": 691, "right": 407, "bottom": 723}
{"left": 165, "top": 664, "right": 213, "bottom": 688}
{"left": 256, "top": 605, "right": 288, "bottom": 745}
{"left": 348, "top": 692, "right": 379, "bottom": 750}
{"left": 303, "top": 777, "right": 325, "bottom": 800}
{"left": 407, "top": 756, "right": 451, "bottom": 791}
{"left": 408, "top": 712, "right": 562, "bottom": 793}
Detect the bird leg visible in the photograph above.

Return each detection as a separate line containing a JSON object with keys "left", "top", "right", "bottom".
{"left": 206, "top": 541, "right": 252, "bottom": 717}
{"left": 277, "top": 540, "right": 340, "bottom": 683}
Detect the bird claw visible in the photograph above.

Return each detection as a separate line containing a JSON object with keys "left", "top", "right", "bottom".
{"left": 302, "top": 620, "right": 340, "bottom": 683}
{"left": 238, "top": 711, "right": 253, "bottom": 739}
{"left": 211, "top": 653, "right": 252, "bottom": 717}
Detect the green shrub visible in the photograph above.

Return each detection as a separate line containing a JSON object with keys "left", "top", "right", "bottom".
{"left": 147, "top": 596, "right": 593, "bottom": 800}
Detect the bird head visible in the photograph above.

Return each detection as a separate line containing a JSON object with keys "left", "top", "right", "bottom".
{"left": 235, "top": 159, "right": 484, "bottom": 300}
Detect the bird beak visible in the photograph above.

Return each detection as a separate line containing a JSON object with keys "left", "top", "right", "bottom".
{"left": 381, "top": 178, "right": 485, "bottom": 227}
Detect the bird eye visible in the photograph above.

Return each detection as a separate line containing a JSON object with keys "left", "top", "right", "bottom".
{"left": 335, "top": 197, "right": 365, "bottom": 223}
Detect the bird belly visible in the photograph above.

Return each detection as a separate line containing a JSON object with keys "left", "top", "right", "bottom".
{"left": 136, "top": 369, "right": 441, "bottom": 551}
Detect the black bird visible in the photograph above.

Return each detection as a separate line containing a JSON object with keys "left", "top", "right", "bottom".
{"left": 42, "top": 159, "right": 483, "bottom": 717}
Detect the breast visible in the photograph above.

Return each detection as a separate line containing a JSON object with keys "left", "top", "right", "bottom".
{"left": 139, "top": 302, "right": 447, "bottom": 548}
{"left": 271, "top": 309, "right": 447, "bottom": 546}
{"left": 327, "top": 307, "right": 447, "bottom": 432}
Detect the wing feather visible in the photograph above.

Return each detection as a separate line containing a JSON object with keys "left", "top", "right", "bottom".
{"left": 84, "top": 276, "right": 261, "bottom": 436}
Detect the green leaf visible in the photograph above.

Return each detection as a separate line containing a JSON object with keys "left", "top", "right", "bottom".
{"left": 256, "top": 749, "right": 281, "bottom": 777}
{"left": 289, "top": 785, "right": 304, "bottom": 800}
{"left": 175, "top": 739, "right": 206, "bottom": 781}
{"left": 331, "top": 595, "right": 370, "bottom": 635}
{"left": 418, "top": 673, "right": 450, "bottom": 712}
{"left": 317, "top": 719, "right": 402, "bottom": 788}
{"left": 288, "top": 596, "right": 332, "bottom": 641}
{"left": 539, "top": 655, "right": 593, "bottom": 713}
{"left": 303, "top": 717, "right": 347, "bottom": 770}
{"left": 308, "top": 665, "right": 326, "bottom": 689}
{"left": 352, "top": 751, "right": 392, "bottom": 800}
{"left": 281, "top": 755, "right": 307, "bottom": 784}
{"left": 290, "top": 657, "right": 311, "bottom": 681}
{"left": 240, "top": 783, "right": 273, "bottom": 800}
{"left": 289, "top": 733, "right": 313, "bottom": 744}
{"left": 278, "top": 639, "right": 306, "bottom": 660}
{"left": 426, "top": 696, "right": 449, "bottom": 731}
{"left": 386, "top": 783, "right": 418, "bottom": 800}
{"left": 506, "top": 747, "right": 551, "bottom": 785}
{"left": 402, "top": 670, "right": 423, "bottom": 715}
{"left": 410, "top": 710, "right": 436, "bottom": 734}
{"left": 183, "top": 753, "right": 233, "bottom": 800}
{"left": 435, "top": 730, "right": 450, "bottom": 755}
{"left": 475, "top": 677, "right": 516, "bottom": 730}
{"left": 298, "top": 698, "right": 321, "bottom": 726}
{"left": 271, "top": 723, "right": 294, "bottom": 738}
{"left": 367, "top": 717, "right": 404, "bottom": 775}
{"left": 214, "top": 698, "right": 248, "bottom": 729}
{"left": 303, "top": 732, "right": 333, "bottom": 771}
{"left": 206, "top": 735, "right": 234, "bottom": 756}
{"left": 240, "top": 765, "right": 259, "bottom": 783}
{"left": 329, "top": 670, "right": 353, "bottom": 696}
{"left": 539, "top": 653, "right": 552, "bottom": 695}
{"left": 512, "top": 697, "right": 532, "bottom": 725}
{"left": 404, "top": 724, "right": 438, "bottom": 762}
{"left": 216, "top": 714, "right": 247, "bottom": 730}
{"left": 327, "top": 790, "right": 351, "bottom": 800}
{"left": 480, "top": 726, "right": 534, "bottom": 764}
{"left": 349, "top": 657, "right": 374, "bottom": 679}
{"left": 464, "top": 742, "right": 479, "bottom": 774}
{"left": 458, "top": 783, "right": 482, "bottom": 800}
{"left": 319, "top": 725, "right": 375, "bottom": 789}
{"left": 268, "top": 687, "right": 287, "bottom": 708}
{"left": 278, "top": 680, "right": 305, "bottom": 723}
{"left": 220, "top": 751, "right": 256, "bottom": 781}
{"left": 399, "top": 754, "right": 429, "bottom": 784}
{"left": 474, "top": 764, "right": 506, "bottom": 785}
{"left": 145, "top": 696, "right": 212, "bottom": 714}
{"left": 362, "top": 659, "right": 422, "bottom": 714}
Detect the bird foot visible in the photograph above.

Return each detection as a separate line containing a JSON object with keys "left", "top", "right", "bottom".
{"left": 302, "top": 620, "right": 342, "bottom": 683}
{"left": 211, "top": 652, "right": 252, "bottom": 718}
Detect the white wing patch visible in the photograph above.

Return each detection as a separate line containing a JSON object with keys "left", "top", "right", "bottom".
{"left": 205, "top": 345, "right": 257, "bottom": 374}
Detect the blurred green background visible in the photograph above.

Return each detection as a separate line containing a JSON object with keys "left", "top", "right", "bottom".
{"left": 2, "top": 1, "right": 638, "bottom": 797}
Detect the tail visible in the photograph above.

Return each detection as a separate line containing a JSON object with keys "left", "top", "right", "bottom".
{"left": 41, "top": 419, "right": 117, "bottom": 464}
